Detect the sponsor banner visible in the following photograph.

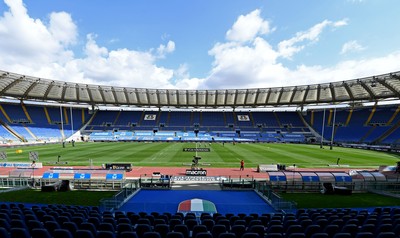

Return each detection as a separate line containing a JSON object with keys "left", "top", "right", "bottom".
{"left": 284, "top": 134, "right": 304, "bottom": 138}
{"left": 237, "top": 115, "right": 250, "bottom": 121}
{"left": 74, "top": 173, "right": 91, "bottom": 180}
{"left": 334, "top": 175, "right": 352, "bottom": 182}
{"left": 135, "top": 132, "right": 153, "bottom": 136}
{"left": 0, "top": 162, "right": 43, "bottom": 168}
{"left": 241, "top": 133, "right": 258, "bottom": 137}
{"left": 177, "top": 132, "right": 196, "bottom": 137}
{"left": 106, "top": 173, "right": 124, "bottom": 180}
{"left": 220, "top": 133, "right": 236, "bottom": 137}
{"left": 213, "top": 138, "right": 234, "bottom": 141}
{"left": 172, "top": 176, "right": 225, "bottom": 182}
{"left": 144, "top": 114, "right": 157, "bottom": 120}
{"left": 183, "top": 148, "right": 211, "bottom": 152}
{"left": 269, "top": 175, "right": 287, "bottom": 182}
{"left": 302, "top": 176, "right": 320, "bottom": 182}
{"left": 118, "top": 136, "right": 134, "bottom": 140}
{"left": 105, "top": 163, "right": 132, "bottom": 171}
{"left": 42, "top": 173, "right": 60, "bottom": 179}
{"left": 92, "top": 132, "right": 112, "bottom": 136}
{"left": 155, "top": 132, "right": 175, "bottom": 136}
{"left": 117, "top": 132, "right": 134, "bottom": 136}
{"left": 234, "top": 138, "right": 253, "bottom": 142}
{"left": 182, "top": 137, "right": 211, "bottom": 141}
{"left": 185, "top": 169, "right": 207, "bottom": 176}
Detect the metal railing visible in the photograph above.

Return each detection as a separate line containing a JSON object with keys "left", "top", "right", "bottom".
{"left": 99, "top": 181, "right": 140, "bottom": 212}
{"left": 221, "top": 176, "right": 255, "bottom": 190}
{"left": 0, "top": 177, "right": 31, "bottom": 187}
{"left": 254, "top": 181, "right": 297, "bottom": 213}
{"left": 139, "top": 175, "right": 172, "bottom": 189}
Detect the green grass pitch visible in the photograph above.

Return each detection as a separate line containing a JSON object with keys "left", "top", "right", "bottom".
{"left": 2, "top": 142, "right": 399, "bottom": 168}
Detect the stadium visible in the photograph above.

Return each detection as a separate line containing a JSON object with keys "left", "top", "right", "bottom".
{"left": 0, "top": 68, "right": 400, "bottom": 238}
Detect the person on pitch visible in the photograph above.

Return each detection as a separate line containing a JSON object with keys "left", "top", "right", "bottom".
{"left": 240, "top": 160, "right": 244, "bottom": 171}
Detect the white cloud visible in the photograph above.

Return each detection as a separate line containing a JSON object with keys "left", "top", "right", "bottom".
{"left": 0, "top": 0, "right": 75, "bottom": 68}
{"left": 69, "top": 35, "right": 175, "bottom": 88}
{"left": 49, "top": 11, "right": 77, "bottom": 46}
{"left": 202, "top": 10, "right": 399, "bottom": 90}
{"left": 333, "top": 18, "right": 348, "bottom": 27}
{"left": 226, "top": 9, "right": 270, "bottom": 42}
{"left": 156, "top": 40, "right": 175, "bottom": 58}
{"left": 203, "top": 16, "right": 350, "bottom": 89}
{"left": 278, "top": 19, "right": 347, "bottom": 59}
{"left": 340, "top": 40, "right": 366, "bottom": 54}
{"left": 0, "top": 0, "right": 176, "bottom": 89}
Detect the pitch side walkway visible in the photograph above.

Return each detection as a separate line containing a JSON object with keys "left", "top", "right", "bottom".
{"left": 0, "top": 165, "right": 361, "bottom": 179}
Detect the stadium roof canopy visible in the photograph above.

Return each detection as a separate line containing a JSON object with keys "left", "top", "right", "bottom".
{"left": 1, "top": 69, "right": 400, "bottom": 108}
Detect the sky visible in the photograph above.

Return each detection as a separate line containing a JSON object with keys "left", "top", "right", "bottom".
{"left": 0, "top": 0, "right": 399, "bottom": 90}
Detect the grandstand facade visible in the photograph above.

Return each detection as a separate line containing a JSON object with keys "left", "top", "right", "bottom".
{"left": 0, "top": 70, "right": 400, "bottom": 146}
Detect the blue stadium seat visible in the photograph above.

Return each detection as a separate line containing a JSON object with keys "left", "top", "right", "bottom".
{"left": 0, "top": 227, "right": 10, "bottom": 238}
{"left": 185, "top": 219, "right": 198, "bottom": 231}
{"left": 247, "top": 225, "right": 265, "bottom": 237}
{"left": 288, "top": 233, "right": 306, "bottom": 238}
{"left": 218, "top": 233, "right": 237, "bottom": 238}
{"left": 154, "top": 219, "right": 167, "bottom": 226}
{"left": 119, "top": 231, "right": 139, "bottom": 238}
{"left": 53, "top": 229, "right": 74, "bottom": 238}
{"left": 211, "top": 224, "right": 227, "bottom": 238}
{"left": 233, "top": 219, "right": 246, "bottom": 226}
{"left": 0, "top": 218, "right": 11, "bottom": 231}
{"left": 62, "top": 221, "right": 79, "bottom": 235}
{"left": 143, "top": 231, "right": 162, "bottom": 238}
{"left": 285, "top": 225, "right": 304, "bottom": 236}
{"left": 80, "top": 222, "right": 97, "bottom": 237}
{"left": 88, "top": 217, "right": 101, "bottom": 228}
{"left": 117, "top": 223, "right": 134, "bottom": 235}
{"left": 10, "top": 227, "right": 30, "bottom": 238}
{"left": 57, "top": 215, "right": 71, "bottom": 224}
{"left": 310, "top": 232, "right": 329, "bottom": 238}
{"left": 304, "top": 224, "right": 321, "bottom": 238}
{"left": 354, "top": 232, "right": 374, "bottom": 238}
{"left": 265, "top": 233, "right": 283, "bottom": 238}
{"left": 376, "top": 232, "right": 397, "bottom": 238}
{"left": 166, "top": 231, "right": 184, "bottom": 238}
{"left": 96, "top": 230, "right": 116, "bottom": 238}
{"left": 154, "top": 224, "right": 170, "bottom": 238}
{"left": 75, "top": 229, "right": 95, "bottom": 238}
{"left": 231, "top": 225, "right": 246, "bottom": 238}
{"left": 10, "top": 219, "right": 28, "bottom": 230}
{"left": 194, "top": 232, "right": 213, "bottom": 238}
{"left": 191, "top": 225, "right": 208, "bottom": 238}
{"left": 136, "top": 224, "right": 153, "bottom": 238}
{"left": 44, "top": 220, "right": 61, "bottom": 235}
{"left": 170, "top": 219, "right": 183, "bottom": 230}
{"left": 332, "top": 233, "right": 352, "bottom": 238}
{"left": 98, "top": 223, "right": 115, "bottom": 233}
{"left": 173, "top": 224, "right": 190, "bottom": 238}
{"left": 241, "top": 233, "right": 261, "bottom": 238}
{"left": 31, "top": 228, "right": 52, "bottom": 238}
{"left": 267, "top": 225, "right": 284, "bottom": 234}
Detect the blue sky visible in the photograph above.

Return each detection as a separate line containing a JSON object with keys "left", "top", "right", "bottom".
{"left": 0, "top": 0, "right": 399, "bottom": 90}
